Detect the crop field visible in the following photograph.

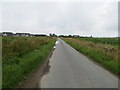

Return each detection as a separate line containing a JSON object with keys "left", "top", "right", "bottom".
{"left": 63, "top": 37, "right": 119, "bottom": 75}
{"left": 76, "top": 37, "right": 118, "bottom": 46}
{"left": 2, "top": 36, "right": 56, "bottom": 88}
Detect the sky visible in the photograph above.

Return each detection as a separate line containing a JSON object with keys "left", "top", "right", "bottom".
{"left": 0, "top": 0, "right": 119, "bottom": 37}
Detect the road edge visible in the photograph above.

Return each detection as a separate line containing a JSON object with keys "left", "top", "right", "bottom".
{"left": 19, "top": 47, "right": 55, "bottom": 88}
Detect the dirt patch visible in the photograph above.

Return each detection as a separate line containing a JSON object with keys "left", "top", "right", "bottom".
{"left": 19, "top": 47, "right": 55, "bottom": 88}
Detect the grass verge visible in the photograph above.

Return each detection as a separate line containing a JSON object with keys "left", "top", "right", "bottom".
{"left": 63, "top": 38, "right": 119, "bottom": 76}
{"left": 3, "top": 39, "right": 56, "bottom": 88}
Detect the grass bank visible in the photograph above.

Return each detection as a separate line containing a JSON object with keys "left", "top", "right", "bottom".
{"left": 2, "top": 37, "right": 56, "bottom": 88}
{"left": 63, "top": 38, "right": 119, "bottom": 76}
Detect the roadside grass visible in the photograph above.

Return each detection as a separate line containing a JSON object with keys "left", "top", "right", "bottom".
{"left": 2, "top": 37, "right": 52, "bottom": 65}
{"left": 2, "top": 39, "right": 56, "bottom": 88}
{"left": 63, "top": 38, "right": 119, "bottom": 76}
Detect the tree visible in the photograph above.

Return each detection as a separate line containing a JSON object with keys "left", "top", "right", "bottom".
{"left": 49, "top": 33, "right": 57, "bottom": 37}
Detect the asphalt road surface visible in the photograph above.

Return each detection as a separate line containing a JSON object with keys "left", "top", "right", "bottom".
{"left": 40, "top": 38, "right": 118, "bottom": 88}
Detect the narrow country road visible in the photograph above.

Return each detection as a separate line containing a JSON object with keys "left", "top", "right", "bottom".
{"left": 39, "top": 38, "right": 118, "bottom": 88}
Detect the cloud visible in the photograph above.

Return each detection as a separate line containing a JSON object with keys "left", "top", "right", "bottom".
{"left": 1, "top": 1, "right": 118, "bottom": 37}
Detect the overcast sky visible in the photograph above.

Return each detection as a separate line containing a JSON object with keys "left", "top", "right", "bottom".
{"left": 1, "top": 0, "right": 118, "bottom": 37}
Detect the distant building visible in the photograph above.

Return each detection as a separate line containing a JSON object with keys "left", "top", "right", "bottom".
{"left": 28, "top": 33, "right": 33, "bottom": 37}
{"left": 34, "top": 34, "right": 47, "bottom": 37}
{"left": 16, "top": 33, "right": 31, "bottom": 37}
{"left": 2, "top": 32, "right": 47, "bottom": 37}
{"left": 2, "top": 32, "right": 13, "bottom": 36}
{"left": 73, "top": 35, "right": 80, "bottom": 37}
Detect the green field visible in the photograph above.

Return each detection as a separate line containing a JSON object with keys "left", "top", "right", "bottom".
{"left": 76, "top": 37, "right": 118, "bottom": 46}
{"left": 63, "top": 37, "right": 119, "bottom": 76}
{"left": 2, "top": 36, "right": 56, "bottom": 88}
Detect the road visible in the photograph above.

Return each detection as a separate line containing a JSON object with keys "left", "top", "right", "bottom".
{"left": 39, "top": 38, "right": 118, "bottom": 88}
